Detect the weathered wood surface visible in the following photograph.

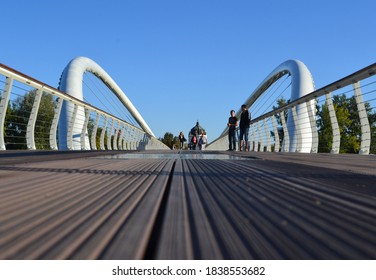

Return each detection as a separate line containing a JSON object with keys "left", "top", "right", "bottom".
{"left": 0, "top": 151, "right": 375, "bottom": 259}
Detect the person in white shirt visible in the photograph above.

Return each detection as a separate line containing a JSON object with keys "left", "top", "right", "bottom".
{"left": 199, "top": 132, "right": 207, "bottom": 150}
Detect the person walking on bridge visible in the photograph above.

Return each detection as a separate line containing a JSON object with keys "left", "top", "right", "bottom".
{"left": 227, "top": 109, "right": 238, "bottom": 151}
{"left": 199, "top": 131, "right": 207, "bottom": 150}
{"left": 178, "top": 132, "right": 186, "bottom": 149}
{"left": 239, "top": 104, "right": 251, "bottom": 151}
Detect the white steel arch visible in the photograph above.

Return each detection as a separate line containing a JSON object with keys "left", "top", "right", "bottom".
{"left": 58, "top": 56, "right": 155, "bottom": 150}
{"left": 221, "top": 59, "right": 315, "bottom": 152}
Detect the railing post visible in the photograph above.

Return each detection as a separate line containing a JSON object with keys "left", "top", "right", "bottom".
{"left": 264, "top": 118, "right": 271, "bottom": 152}
{"left": 113, "top": 121, "right": 119, "bottom": 150}
{"left": 100, "top": 115, "right": 107, "bottom": 150}
{"left": 280, "top": 111, "right": 289, "bottom": 152}
{"left": 127, "top": 127, "right": 132, "bottom": 150}
{"left": 306, "top": 100, "right": 318, "bottom": 153}
{"left": 325, "top": 92, "right": 340, "bottom": 154}
{"left": 253, "top": 123, "right": 259, "bottom": 152}
{"left": 291, "top": 106, "right": 302, "bottom": 152}
{"left": 128, "top": 127, "right": 133, "bottom": 150}
{"left": 118, "top": 124, "right": 124, "bottom": 150}
{"left": 123, "top": 124, "right": 128, "bottom": 150}
{"left": 107, "top": 118, "right": 114, "bottom": 150}
{"left": 67, "top": 103, "right": 78, "bottom": 150}
{"left": 249, "top": 125, "right": 254, "bottom": 151}
{"left": 0, "top": 77, "right": 13, "bottom": 150}
{"left": 124, "top": 126, "right": 129, "bottom": 150}
{"left": 26, "top": 88, "right": 43, "bottom": 150}
{"left": 135, "top": 129, "right": 140, "bottom": 150}
{"left": 258, "top": 122, "right": 264, "bottom": 151}
{"left": 81, "top": 108, "right": 91, "bottom": 150}
{"left": 91, "top": 113, "right": 100, "bottom": 150}
{"left": 271, "top": 115, "right": 280, "bottom": 152}
{"left": 50, "top": 97, "right": 63, "bottom": 150}
{"left": 353, "top": 81, "right": 371, "bottom": 155}
{"left": 131, "top": 127, "right": 135, "bottom": 150}
{"left": 122, "top": 125, "right": 127, "bottom": 150}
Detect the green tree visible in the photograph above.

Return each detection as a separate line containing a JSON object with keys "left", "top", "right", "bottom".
{"left": 159, "top": 132, "right": 174, "bottom": 149}
{"left": 317, "top": 104, "right": 332, "bottom": 153}
{"left": 345, "top": 95, "right": 376, "bottom": 154}
{"left": 159, "top": 132, "right": 181, "bottom": 149}
{"left": 4, "top": 90, "right": 55, "bottom": 149}
{"left": 5, "top": 96, "right": 29, "bottom": 149}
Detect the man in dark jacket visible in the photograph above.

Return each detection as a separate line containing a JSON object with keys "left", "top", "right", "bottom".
{"left": 227, "top": 110, "right": 238, "bottom": 151}
{"left": 239, "top": 104, "right": 251, "bottom": 151}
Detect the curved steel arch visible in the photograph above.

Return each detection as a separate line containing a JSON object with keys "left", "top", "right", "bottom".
{"left": 58, "top": 56, "right": 155, "bottom": 150}
{"left": 221, "top": 59, "right": 315, "bottom": 152}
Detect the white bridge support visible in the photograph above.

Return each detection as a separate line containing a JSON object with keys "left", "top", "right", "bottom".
{"left": 211, "top": 59, "right": 315, "bottom": 152}
{"left": 0, "top": 61, "right": 168, "bottom": 151}
{"left": 353, "top": 81, "right": 371, "bottom": 155}
{"left": 248, "top": 59, "right": 314, "bottom": 152}
{"left": 58, "top": 56, "right": 155, "bottom": 150}
{"left": 208, "top": 60, "right": 376, "bottom": 154}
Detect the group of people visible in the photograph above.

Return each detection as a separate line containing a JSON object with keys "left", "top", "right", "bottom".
{"left": 227, "top": 104, "right": 251, "bottom": 151}
{"left": 179, "top": 131, "right": 207, "bottom": 150}
{"left": 177, "top": 104, "right": 251, "bottom": 152}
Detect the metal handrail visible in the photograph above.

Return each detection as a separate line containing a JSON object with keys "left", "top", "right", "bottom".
{"left": 0, "top": 63, "right": 169, "bottom": 151}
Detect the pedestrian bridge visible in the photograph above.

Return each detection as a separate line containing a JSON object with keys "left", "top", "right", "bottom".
{"left": 0, "top": 58, "right": 375, "bottom": 259}
{"left": 0, "top": 57, "right": 375, "bottom": 154}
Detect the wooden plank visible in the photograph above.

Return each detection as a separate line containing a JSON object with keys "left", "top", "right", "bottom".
{"left": 0, "top": 158, "right": 174, "bottom": 259}
{"left": 155, "top": 158, "right": 376, "bottom": 259}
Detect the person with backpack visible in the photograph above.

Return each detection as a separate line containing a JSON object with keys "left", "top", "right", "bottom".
{"left": 239, "top": 104, "right": 251, "bottom": 151}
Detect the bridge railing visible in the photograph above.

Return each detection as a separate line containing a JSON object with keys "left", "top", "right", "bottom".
{"left": 207, "top": 63, "right": 376, "bottom": 154}
{"left": 0, "top": 63, "right": 169, "bottom": 151}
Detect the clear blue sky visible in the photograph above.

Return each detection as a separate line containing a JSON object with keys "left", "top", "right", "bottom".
{"left": 2, "top": 0, "right": 376, "bottom": 140}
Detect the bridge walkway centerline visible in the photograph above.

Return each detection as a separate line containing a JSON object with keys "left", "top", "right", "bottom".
{"left": 0, "top": 151, "right": 375, "bottom": 259}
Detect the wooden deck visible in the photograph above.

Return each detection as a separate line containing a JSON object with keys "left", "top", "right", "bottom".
{"left": 0, "top": 150, "right": 375, "bottom": 259}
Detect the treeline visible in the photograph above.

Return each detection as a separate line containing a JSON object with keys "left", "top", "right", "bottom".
{"left": 4, "top": 90, "right": 55, "bottom": 149}
{"left": 3, "top": 89, "right": 110, "bottom": 150}
{"left": 318, "top": 94, "right": 376, "bottom": 153}
{"left": 273, "top": 94, "right": 376, "bottom": 153}
{"left": 159, "top": 132, "right": 180, "bottom": 150}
